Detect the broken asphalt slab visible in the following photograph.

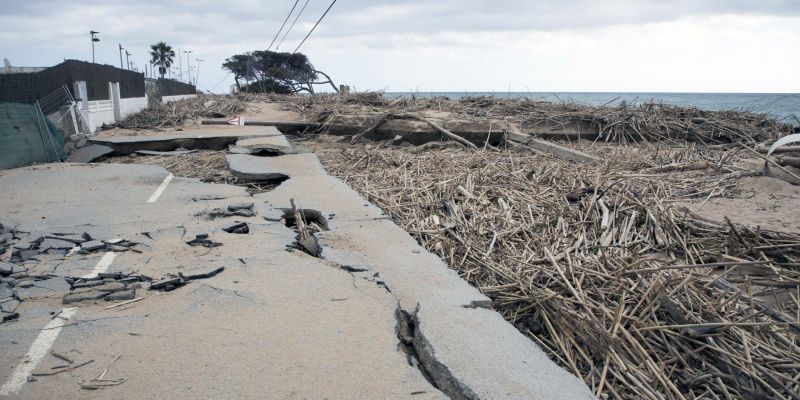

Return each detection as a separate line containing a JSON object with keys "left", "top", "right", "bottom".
{"left": 226, "top": 153, "right": 325, "bottom": 182}
{"left": 65, "top": 144, "right": 113, "bottom": 163}
{"left": 89, "top": 126, "right": 283, "bottom": 155}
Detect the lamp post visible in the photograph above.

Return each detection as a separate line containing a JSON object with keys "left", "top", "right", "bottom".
{"left": 90, "top": 31, "right": 100, "bottom": 63}
{"left": 183, "top": 50, "right": 193, "bottom": 83}
{"left": 195, "top": 59, "right": 204, "bottom": 87}
{"left": 125, "top": 50, "right": 131, "bottom": 70}
{"left": 118, "top": 44, "right": 124, "bottom": 69}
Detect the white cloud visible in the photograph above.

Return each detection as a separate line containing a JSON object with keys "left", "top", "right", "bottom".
{"left": 0, "top": 1, "right": 797, "bottom": 93}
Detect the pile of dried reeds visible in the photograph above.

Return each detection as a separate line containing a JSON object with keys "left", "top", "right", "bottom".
{"left": 110, "top": 95, "right": 249, "bottom": 130}
{"left": 316, "top": 143, "right": 800, "bottom": 399}
{"left": 281, "top": 92, "right": 791, "bottom": 144}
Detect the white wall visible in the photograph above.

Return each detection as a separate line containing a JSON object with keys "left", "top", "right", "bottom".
{"left": 120, "top": 96, "right": 148, "bottom": 119}
{"left": 84, "top": 96, "right": 148, "bottom": 132}
{"left": 85, "top": 99, "right": 115, "bottom": 132}
{"left": 162, "top": 94, "right": 196, "bottom": 103}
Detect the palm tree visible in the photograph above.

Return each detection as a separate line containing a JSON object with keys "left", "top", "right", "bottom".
{"left": 149, "top": 42, "right": 175, "bottom": 79}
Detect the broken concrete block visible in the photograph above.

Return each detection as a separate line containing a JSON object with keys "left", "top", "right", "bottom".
{"left": 81, "top": 240, "right": 105, "bottom": 251}
{"left": 37, "top": 277, "right": 70, "bottom": 291}
{"left": 37, "top": 238, "right": 79, "bottom": 252}
{"left": 104, "top": 289, "right": 136, "bottom": 301}
{"left": 93, "top": 281, "right": 127, "bottom": 293}
{"left": 14, "top": 280, "right": 34, "bottom": 289}
{"left": 1, "top": 311, "right": 19, "bottom": 322}
{"left": 72, "top": 280, "right": 104, "bottom": 289}
{"left": 17, "top": 250, "right": 37, "bottom": 261}
{"left": 228, "top": 203, "right": 254, "bottom": 211}
{"left": 0, "top": 262, "right": 13, "bottom": 276}
{"left": 232, "top": 209, "right": 256, "bottom": 217}
{"left": 186, "top": 235, "right": 222, "bottom": 248}
{"left": 0, "top": 298, "right": 20, "bottom": 313}
{"left": 0, "top": 284, "right": 12, "bottom": 299}
{"left": 222, "top": 221, "right": 249, "bottom": 234}
{"left": 8, "top": 271, "right": 28, "bottom": 279}
{"left": 62, "top": 290, "right": 109, "bottom": 304}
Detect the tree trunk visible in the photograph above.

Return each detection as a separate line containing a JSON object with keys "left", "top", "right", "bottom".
{"left": 313, "top": 69, "right": 339, "bottom": 93}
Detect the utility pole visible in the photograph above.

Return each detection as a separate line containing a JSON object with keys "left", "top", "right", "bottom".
{"left": 90, "top": 31, "right": 100, "bottom": 63}
{"left": 183, "top": 50, "right": 193, "bottom": 84}
{"left": 125, "top": 50, "right": 131, "bottom": 70}
{"left": 177, "top": 49, "right": 182, "bottom": 82}
{"left": 195, "top": 59, "right": 204, "bottom": 87}
{"left": 118, "top": 44, "right": 124, "bottom": 69}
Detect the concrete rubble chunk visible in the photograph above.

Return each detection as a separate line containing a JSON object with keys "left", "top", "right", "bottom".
{"left": 72, "top": 280, "right": 105, "bottom": 289}
{"left": 14, "top": 280, "right": 34, "bottom": 289}
{"left": 228, "top": 203, "right": 254, "bottom": 211}
{"left": 62, "top": 290, "right": 109, "bottom": 304}
{"left": 0, "top": 262, "right": 14, "bottom": 276}
{"left": 0, "top": 284, "right": 12, "bottom": 299}
{"left": 93, "top": 281, "right": 127, "bottom": 293}
{"left": 105, "top": 289, "right": 136, "bottom": 301}
{"left": 0, "top": 298, "right": 20, "bottom": 313}
{"left": 81, "top": 240, "right": 106, "bottom": 251}
{"left": 222, "top": 221, "right": 249, "bottom": 234}
{"left": 17, "top": 249, "right": 37, "bottom": 261}
{"left": 37, "top": 238, "right": 77, "bottom": 252}
{"left": 2, "top": 311, "right": 19, "bottom": 322}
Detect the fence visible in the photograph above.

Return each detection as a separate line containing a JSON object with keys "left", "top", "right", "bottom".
{"left": 158, "top": 78, "right": 196, "bottom": 97}
{"left": 0, "top": 102, "right": 65, "bottom": 170}
{"left": 0, "top": 60, "right": 145, "bottom": 104}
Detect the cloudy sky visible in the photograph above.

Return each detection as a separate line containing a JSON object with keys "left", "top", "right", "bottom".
{"left": 1, "top": 0, "right": 798, "bottom": 93}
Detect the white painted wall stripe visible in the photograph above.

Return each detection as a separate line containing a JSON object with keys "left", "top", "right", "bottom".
{"left": 0, "top": 308, "right": 78, "bottom": 395}
{"left": 82, "top": 251, "right": 116, "bottom": 279}
{"left": 147, "top": 173, "right": 174, "bottom": 203}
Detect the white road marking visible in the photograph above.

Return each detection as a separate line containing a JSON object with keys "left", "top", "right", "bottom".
{"left": 147, "top": 173, "right": 174, "bottom": 203}
{"left": 82, "top": 251, "right": 116, "bottom": 279}
{"left": 0, "top": 308, "right": 78, "bottom": 396}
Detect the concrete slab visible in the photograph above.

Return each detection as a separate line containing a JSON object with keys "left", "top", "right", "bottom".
{"left": 90, "top": 126, "right": 281, "bottom": 154}
{"left": 66, "top": 144, "right": 113, "bottom": 163}
{"left": 226, "top": 153, "right": 325, "bottom": 181}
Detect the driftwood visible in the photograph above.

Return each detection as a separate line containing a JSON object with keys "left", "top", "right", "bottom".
{"left": 351, "top": 113, "right": 478, "bottom": 149}
{"left": 316, "top": 144, "right": 800, "bottom": 399}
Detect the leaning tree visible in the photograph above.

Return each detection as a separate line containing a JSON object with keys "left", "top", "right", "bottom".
{"left": 149, "top": 42, "right": 175, "bottom": 79}
{"left": 222, "top": 50, "right": 337, "bottom": 94}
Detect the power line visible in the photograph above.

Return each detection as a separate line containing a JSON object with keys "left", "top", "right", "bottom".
{"left": 293, "top": 0, "right": 338, "bottom": 54}
{"left": 276, "top": 0, "right": 311, "bottom": 50}
{"left": 267, "top": 0, "right": 300, "bottom": 52}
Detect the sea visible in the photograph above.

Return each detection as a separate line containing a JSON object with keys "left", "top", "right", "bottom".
{"left": 385, "top": 92, "right": 799, "bottom": 124}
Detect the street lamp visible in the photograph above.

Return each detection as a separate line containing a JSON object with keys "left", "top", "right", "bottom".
{"left": 118, "top": 44, "right": 124, "bottom": 69}
{"left": 183, "top": 50, "right": 193, "bottom": 83}
{"left": 90, "top": 31, "right": 100, "bottom": 63}
{"left": 125, "top": 50, "right": 131, "bottom": 70}
{"left": 195, "top": 59, "right": 204, "bottom": 87}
